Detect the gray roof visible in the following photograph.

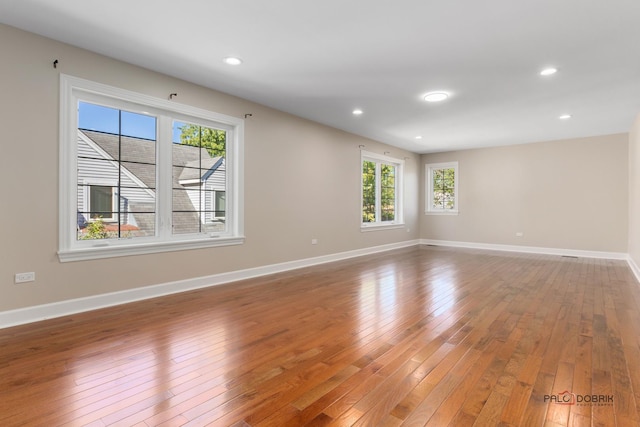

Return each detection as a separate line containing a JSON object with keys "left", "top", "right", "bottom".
{"left": 80, "top": 129, "right": 223, "bottom": 234}
{"left": 179, "top": 157, "right": 223, "bottom": 183}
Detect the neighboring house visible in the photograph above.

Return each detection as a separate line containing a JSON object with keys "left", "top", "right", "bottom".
{"left": 77, "top": 129, "right": 226, "bottom": 238}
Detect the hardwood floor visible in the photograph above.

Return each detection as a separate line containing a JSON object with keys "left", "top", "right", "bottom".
{"left": 1, "top": 246, "right": 639, "bottom": 426}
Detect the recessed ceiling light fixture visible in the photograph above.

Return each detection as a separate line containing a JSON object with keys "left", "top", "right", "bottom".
{"left": 540, "top": 67, "right": 558, "bottom": 76}
{"left": 352, "top": 109, "right": 363, "bottom": 115}
{"left": 559, "top": 114, "right": 572, "bottom": 120}
{"left": 415, "top": 136, "right": 423, "bottom": 140}
{"left": 223, "top": 56, "right": 243, "bottom": 65}
{"left": 423, "top": 92, "right": 449, "bottom": 102}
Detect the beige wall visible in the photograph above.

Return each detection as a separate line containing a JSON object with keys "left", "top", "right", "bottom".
{"left": 0, "top": 24, "right": 420, "bottom": 312}
{"left": 629, "top": 114, "right": 640, "bottom": 267}
{"left": 420, "top": 134, "right": 629, "bottom": 252}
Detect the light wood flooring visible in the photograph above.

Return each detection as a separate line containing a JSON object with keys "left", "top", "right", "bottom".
{"left": 1, "top": 246, "right": 640, "bottom": 426}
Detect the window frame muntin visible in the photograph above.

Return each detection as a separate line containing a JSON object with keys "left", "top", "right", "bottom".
{"left": 59, "top": 74, "right": 244, "bottom": 262}
{"left": 425, "top": 161, "right": 459, "bottom": 215}
{"left": 360, "top": 150, "right": 404, "bottom": 230}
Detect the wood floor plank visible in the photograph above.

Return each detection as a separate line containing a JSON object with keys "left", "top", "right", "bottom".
{"left": 1, "top": 246, "right": 639, "bottom": 426}
{"left": 424, "top": 340, "right": 501, "bottom": 426}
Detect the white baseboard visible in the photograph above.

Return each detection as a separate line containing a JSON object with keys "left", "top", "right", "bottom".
{"left": 420, "top": 239, "right": 629, "bottom": 260}
{"left": 628, "top": 256, "right": 640, "bottom": 284}
{"left": 422, "top": 238, "right": 640, "bottom": 285}
{"left": 0, "top": 239, "right": 420, "bottom": 329}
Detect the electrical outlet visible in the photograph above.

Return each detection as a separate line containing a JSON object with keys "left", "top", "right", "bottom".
{"left": 311, "top": 238, "right": 318, "bottom": 245}
{"left": 515, "top": 232, "right": 524, "bottom": 237}
{"left": 15, "top": 272, "right": 35, "bottom": 283}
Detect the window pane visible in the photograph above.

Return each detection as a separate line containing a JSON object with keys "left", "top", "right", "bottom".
{"left": 78, "top": 102, "right": 119, "bottom": 134}
{"left": 443, "top": 168, "right": 455, "bottom": 190}
{"left": 172, "top": 121, "right": 227, "bottom": 234}
{"left": 432, "top": 169, "right": 442, "bottom": 189}
{"left": 381, "top": 164, "right": 395, "bottom": 221}
{"left": 121, "top": 110, "right": 156, "bottom": 140}
{"left": 362, "top": 160, "right": 376, "bottom": 223}
{"left": 433, "top": 190, "right": 444, "bottom": 210}
{"left": 77, "top": 102, "right": 157, "bottom": 240}
{"left": 126, "top": 206, "right": 155, "bottom": 237}
{"left": 445, "top": 190, "right": 456, "bottom": 209}
{"left": 443, "top": 168, "right": 455, "bottom": 209}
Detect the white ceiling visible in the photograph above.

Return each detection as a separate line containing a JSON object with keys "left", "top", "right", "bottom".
{"left": 2, "top": 0, "right": 640, "bottom": 153}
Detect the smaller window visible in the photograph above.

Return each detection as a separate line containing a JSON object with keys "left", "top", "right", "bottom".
{"left": 89, "top": 185, "right": 116, "bottom": 221}
{"left": 214, "top": 191, "right": 226, "bottom": 219}
{"left": 426, "top": 161, "right": 458, "bottom": 214}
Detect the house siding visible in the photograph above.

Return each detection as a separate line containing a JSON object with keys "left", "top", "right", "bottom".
{"left": 182, "top": 161, "right": 226, "bottom": 225}
{"left": 77, "top": 133, "right": 156, "bottom": 233}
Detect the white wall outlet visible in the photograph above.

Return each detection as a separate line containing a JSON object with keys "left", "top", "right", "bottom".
{"left": 311, "top": 238, "right": 318, "bottom": 245}
{"left": 15, "top": 272, "right": 35, "bottom": 283}
{"left": 515, "top": 232, "right": 524, "bottom": 237}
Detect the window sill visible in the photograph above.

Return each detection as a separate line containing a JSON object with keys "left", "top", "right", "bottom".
{"left": 425, "top": 210, "right": 459, "bottom": 216}
{"left": 360, "top": 223, "right": 405, "bottom": 232}
{"left": 58, "top": 235, "right": 245, "bottom": 262}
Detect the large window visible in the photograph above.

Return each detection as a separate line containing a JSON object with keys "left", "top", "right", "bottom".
{"left": 361, "top": 151, "right": 404, "bottom": 229}
{"left": 425, "top": 161, "right": 458, "bottom": 214}
{"left": 59, "top": 75, "right": 244, "bottom": 261}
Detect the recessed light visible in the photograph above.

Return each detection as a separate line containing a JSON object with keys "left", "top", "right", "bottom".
{"left": 423, "top": 92, "right": 449, "bottom": 102}
{"left": 415, "top": 136, "right": 423, "bottom": 140}
{"left": 540, "top": 67, "right": 558, "bottom": 76}
{"left": 223, "top": 57, "right": 243, "bottom": 65}
{"left": 352, "top": 109, "right": 363, "bottom": 115}
{"left": 559, "top": 114, "right": 572, "bottom": 120}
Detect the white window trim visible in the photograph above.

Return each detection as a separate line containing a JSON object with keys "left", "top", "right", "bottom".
{"left": 59, "top": 74, "right": 244, "bottom": 262}
{"left": 360, "top": 150, "right": 404, "bottom": 231}
{"left": 425, "top": 161, "right": 459, "bottom": 215}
